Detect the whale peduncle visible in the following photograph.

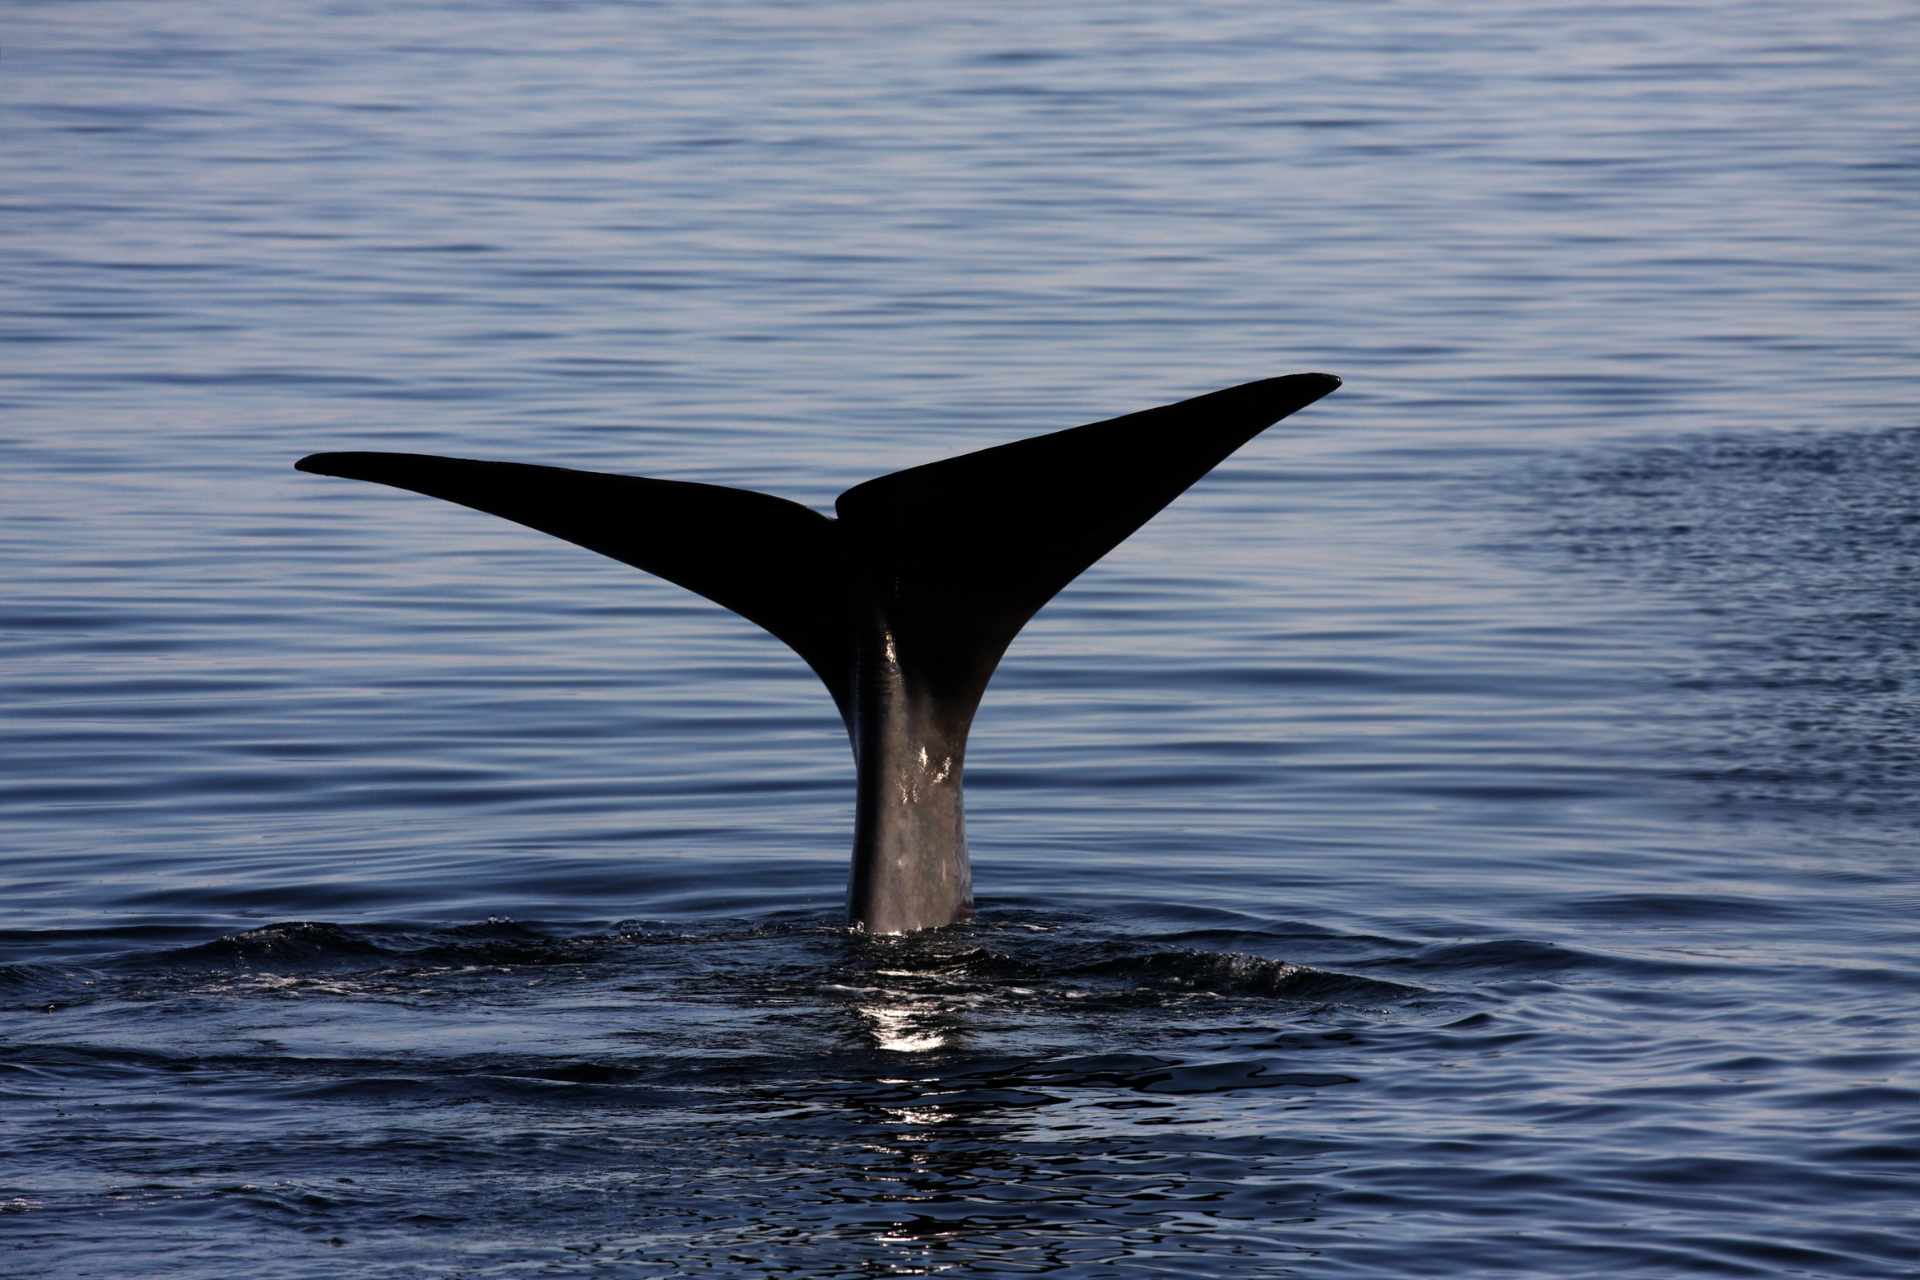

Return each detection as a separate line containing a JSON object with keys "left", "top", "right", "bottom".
{"left": 844, "top": 610, "right": 975, "bottom": 934}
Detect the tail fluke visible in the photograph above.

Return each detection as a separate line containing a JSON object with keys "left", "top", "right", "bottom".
{"left": 294, "top": 452, "right": 854, "bottom": 711}
{"left": 297, "top": 374, "right": 1338, "bottom": 722}
{"left": 832, "top": 372, "right": 1341, "bottom": 704}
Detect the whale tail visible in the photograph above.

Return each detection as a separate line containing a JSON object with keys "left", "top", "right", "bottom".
{"left": 296, "top": 373, "right": 1339, "bottom": 716}
{"left": 297, "top": 372, "right": 1341, "bottom": 931}
{"left": 294, "top": 451, "right": 860, "bottom": 714}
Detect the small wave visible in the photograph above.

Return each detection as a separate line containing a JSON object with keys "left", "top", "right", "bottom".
{"left": 1356, "top": 936, "right": 1715, "bottom": 980}
{"left": 164, "top": 921, "right": 390, "bottom": 966}
{"left": 1070, "top": 946, "right": 1422, "bottom": 1002}
{"left": 0, "top": 961, "right": 102, "bottom": 1015}
{"left": 154, "top": 918, "right": 612, "bottom": 971}
{"left": 892, "top": 1051, "right": 1360, "bottom": 1099}
{"left": 0, "top": 961, "right": 80, "bottom": 990}
{"left": 1122, "top": 1060, "right": 1360, "bottom": 1095}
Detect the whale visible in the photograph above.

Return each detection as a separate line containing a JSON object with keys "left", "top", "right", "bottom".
{"left": 297, "top": 372, "right": 1341, "bottom": 933}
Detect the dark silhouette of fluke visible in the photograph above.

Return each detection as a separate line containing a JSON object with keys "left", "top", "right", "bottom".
{"left": 297, "top": 373, "right": 1341, "bottom": 933}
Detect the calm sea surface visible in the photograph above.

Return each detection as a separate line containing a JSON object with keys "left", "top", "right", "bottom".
{"left": 5, "top": 3, "right": 1918, "bottom": 1275}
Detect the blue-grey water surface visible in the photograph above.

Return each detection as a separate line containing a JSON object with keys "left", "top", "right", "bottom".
{"left": 5, "top": 3, "right": 1918, "bottom": 1275}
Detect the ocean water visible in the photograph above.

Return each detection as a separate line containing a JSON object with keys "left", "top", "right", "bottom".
{"left": 5, "top": 2, "right": 1918, "bottom": 1275}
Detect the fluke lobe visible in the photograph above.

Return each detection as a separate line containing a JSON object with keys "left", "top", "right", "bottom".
{"left": 297, "top": 373, "right": 1341, "bottom": 934}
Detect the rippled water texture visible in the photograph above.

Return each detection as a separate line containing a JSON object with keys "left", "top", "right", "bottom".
{"left": 5, "top": 2, "right": 1918, "bottom": 1275}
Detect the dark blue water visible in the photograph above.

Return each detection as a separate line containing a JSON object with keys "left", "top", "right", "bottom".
{"left": 5, "top": 3, "right": 1918, "bottom": 1275}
